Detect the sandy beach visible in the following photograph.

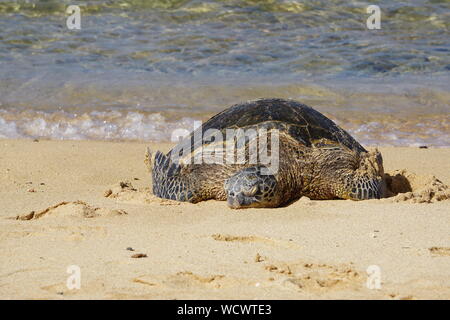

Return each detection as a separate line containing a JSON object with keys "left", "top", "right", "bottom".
{"left": 0, "top": 139, "right": 448, "bottom": 299}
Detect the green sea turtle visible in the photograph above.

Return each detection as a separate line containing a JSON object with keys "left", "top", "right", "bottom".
{"left": 147, "top": 98, "right": 384, "bottom": 209}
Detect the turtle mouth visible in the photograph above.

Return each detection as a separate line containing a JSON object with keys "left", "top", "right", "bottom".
{"left": 227, "top": 192, "right": 259, "bottom": 209}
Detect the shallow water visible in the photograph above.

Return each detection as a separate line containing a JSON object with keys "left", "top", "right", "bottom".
{"left": 0, "top": 0, "right": 449, "bottom": 146}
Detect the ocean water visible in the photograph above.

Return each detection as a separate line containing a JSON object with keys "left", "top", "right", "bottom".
{"left": 0, "top": 0, "right": 449, "bottom": 146}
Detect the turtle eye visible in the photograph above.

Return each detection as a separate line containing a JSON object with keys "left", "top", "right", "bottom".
{"left": 243, "top": 185, "right": 258, "bottom": 197}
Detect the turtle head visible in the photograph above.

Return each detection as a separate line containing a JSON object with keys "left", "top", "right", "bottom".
{"left": 342, "top": 149, "right": 385, "bottom": 200}
{"left": 224, "top": 167, "right": 280, "bottom": 209}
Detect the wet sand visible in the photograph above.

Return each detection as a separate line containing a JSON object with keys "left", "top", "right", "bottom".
{"left": 0, "top": 140, "right": 449, "bottom": 299}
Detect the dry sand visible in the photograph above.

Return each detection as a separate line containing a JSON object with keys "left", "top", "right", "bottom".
{"left": 0, "top": 139, "right": 449, "bottom": 300}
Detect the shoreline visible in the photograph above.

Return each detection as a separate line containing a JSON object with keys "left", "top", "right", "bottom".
{"left": 0, "top": 139, "right": 449, "bottom": 299}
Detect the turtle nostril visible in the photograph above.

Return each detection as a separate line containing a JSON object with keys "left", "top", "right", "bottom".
{"left": 229, "top": 192, "right": 235, "bottom": 197}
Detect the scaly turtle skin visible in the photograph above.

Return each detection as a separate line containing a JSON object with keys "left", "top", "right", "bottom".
{"left": 147, "top": 98, "right": 384, "bottom": 209}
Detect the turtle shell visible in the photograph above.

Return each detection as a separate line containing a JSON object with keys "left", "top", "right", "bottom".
{"left": 171, "top": 98, "right": 366, "bottom": 161}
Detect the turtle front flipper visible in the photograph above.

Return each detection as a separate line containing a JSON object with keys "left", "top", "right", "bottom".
{"left": 224, "top": 166, "right": 282, "bottom": 209}
{"left": 332, "top": 150, "right": 385, "bottom": 200}
{"left": 150, "top": 149, "right": 196, "bottom": 202}
{"left": 347, "top": 150, "right": 385, "bottom": 200}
